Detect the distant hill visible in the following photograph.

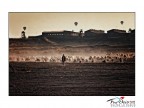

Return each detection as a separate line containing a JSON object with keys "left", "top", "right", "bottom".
{"left": 9, "top": 32, "right": 135, "bottom": 47}
{"left": 9, "top": 37, "right": 53, "bottom": 47}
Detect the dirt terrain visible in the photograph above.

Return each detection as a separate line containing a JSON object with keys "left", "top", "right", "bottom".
{"left": 9, "top": 62, "right": 135, "bottom": 96}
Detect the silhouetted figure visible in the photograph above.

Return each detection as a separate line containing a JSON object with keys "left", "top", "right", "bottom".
{"left": 62, "top": 54, "right": 66, "bottom": 65}
{"left": 21, "top": 31, "right": 26, "bottom": 39}
{"left": 79, "top": 29, "right": 83, "bottom": 37}
{"left": 119, "top": 58, "right": 122, "bottom": 63}
{"left": 128, "top": 28, "right": 132, "bottom": 33}
{"left": 21, "top": 26, "right": 26, "bottom": 39}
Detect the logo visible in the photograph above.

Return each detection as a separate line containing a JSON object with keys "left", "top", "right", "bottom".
{"left": 107, "top": 96, "right": 135, "bottom": 107}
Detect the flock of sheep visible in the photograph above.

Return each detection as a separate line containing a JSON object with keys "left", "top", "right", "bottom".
{"left": 9, "top": 52, "right": 135, "bottom": 63}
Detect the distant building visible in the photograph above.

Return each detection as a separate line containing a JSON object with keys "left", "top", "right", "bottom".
{"left": 131, "top": 29, "right": 135, "bottom": 34}
{"left": 85, "top": 29, "right": 105, "bottom": 37}
{"left": 107, "top": 29, "right": 126, "bottom": 34}
{"left": 42, "top": 30, "right": 79, "bottom": 37}
{"left": 28, "top": 35, "right": 42, "bottom": 39}
{"left": 107, "top": 29, "right": 128, "bottom": 39}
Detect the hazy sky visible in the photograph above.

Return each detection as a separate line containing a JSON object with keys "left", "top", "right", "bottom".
{"left": 9, "top": 12, "right": 135, "bottom": 38}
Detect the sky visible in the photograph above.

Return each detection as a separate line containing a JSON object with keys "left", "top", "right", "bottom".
{"left": 9, "top": 12, "right": 135, "bottom": 38}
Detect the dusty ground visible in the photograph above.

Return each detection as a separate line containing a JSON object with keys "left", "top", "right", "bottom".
{"left": 9, "top": 62, "right": 135, "bottom": 96}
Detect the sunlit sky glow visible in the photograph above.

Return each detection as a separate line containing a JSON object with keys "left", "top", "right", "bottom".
{"left": 9, "top": 12, "right": 135, "bottom": 38}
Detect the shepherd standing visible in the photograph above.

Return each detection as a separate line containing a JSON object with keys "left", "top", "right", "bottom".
{"left": 62, "top": 54, "right": 66, "bottom": 65}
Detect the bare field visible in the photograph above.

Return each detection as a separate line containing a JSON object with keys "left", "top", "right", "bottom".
{"left": 9, "top": 62, "right": 135, "bottom": 96}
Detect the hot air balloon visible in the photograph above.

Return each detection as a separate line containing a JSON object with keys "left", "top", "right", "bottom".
{"left": 74, "top": 22, "right": 78, "bottom": 26}
{"left": 120, "top": 21, "right": 124, "bottom": 25}
{"left": 23, "top": 26, "right": 26, "bottom": 31}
